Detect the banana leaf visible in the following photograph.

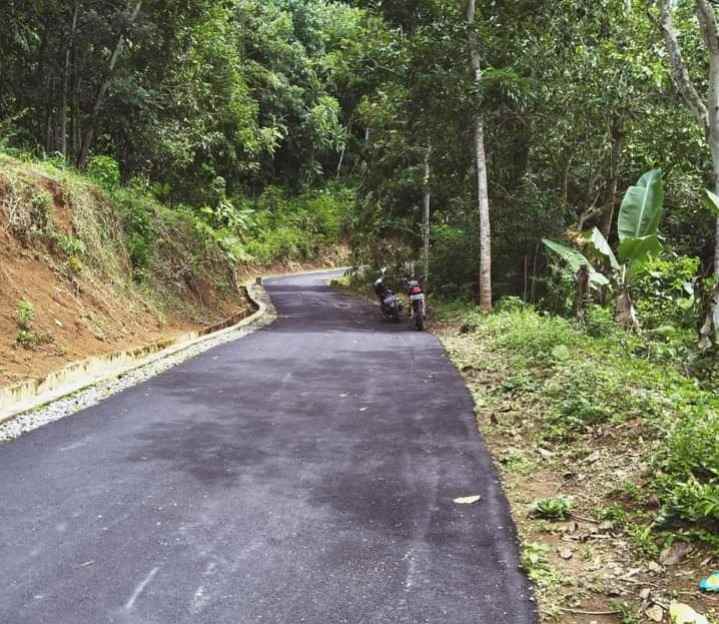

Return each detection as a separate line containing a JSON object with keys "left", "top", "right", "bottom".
{"left": 543, "top": 239, "right": 609, "bottom": 287}
{"left": 618, "top": 234, "right": 662, "bottom": 267}
{"left": 585, "top": 227, "right": 620, "bottom": 271}
{"left": 704, "top": 189, "right": 719, "bottom": 216}
{"left": 618, "top": 169, "right": 664, "bottom": 242}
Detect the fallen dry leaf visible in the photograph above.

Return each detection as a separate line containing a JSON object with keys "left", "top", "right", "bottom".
{"left": 453, "top": 495, "right": 481, "bottom": 505}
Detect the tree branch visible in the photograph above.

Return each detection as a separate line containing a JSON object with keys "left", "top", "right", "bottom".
{"left": 660, "top": 0, "right": 710, "bottom": 137}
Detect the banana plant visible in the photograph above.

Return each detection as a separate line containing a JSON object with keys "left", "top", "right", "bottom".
{"left": 543, "top": 169, "right": 664, "bottom": 329}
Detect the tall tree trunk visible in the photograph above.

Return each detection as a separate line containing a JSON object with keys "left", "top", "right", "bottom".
{"left": 77, "top": 0, "right": 143, "bottom": 169}
{"left": 422, "top": 145, "right": 432, "bottom": 287}
{"left": 61, "top": 1, "right": 80, "bottom": 160}
{"left": 336, "top": 115, "right": 352, "bottom": 179}
{"left": 467, "top": 0, "right": 492, "bottom": 312}
{"left": 600, "top": 114, "right": 624, "bottom": 238}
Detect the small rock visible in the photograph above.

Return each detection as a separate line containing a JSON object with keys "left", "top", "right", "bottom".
{"left": 537, "top": 448, "right": 554, "bottom": 459}
{"left": 648, "top": 561, "right": 663, "bottom": 574}
{"left": 558, "top": 547, "right": 573, "bottom": 560}
{"left": 598, "top": 520, "right": 614, "bottom": 532}
{"left": 645, "top": 604, "right": 664, "bottom": 622}
{"left": 640, "top": 587, "right": 652, "bottom": 601}
{"left": 660, "top": 542, "right": 693, "bottom": 567}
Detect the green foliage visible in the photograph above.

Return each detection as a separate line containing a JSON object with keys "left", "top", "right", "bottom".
{"left": 633, "top": 254, "right": 699, "bottom": 330}
{"left": 29, "top": 189, "right": 52, "bottom": 232}
{"left": 452, "top": 299, "right": 719, "bottom": 528}
{"left": 14, "top": 298, "right": 51, "bottom": 349}
{"left": 529, "top": 496, "right": 573, "bottom": 520}
{"left": 55, "top": 234, "right": 87, "bottom": 258}
{"left": 87, "top": 156, "right": 120, "bottom": 191}
{"left": 520, "top": 542, "right": 558, "bottom": 588}
{"left": 542, "top": 239, "right": 609, "bottom": 287}
{"left": 428, "top": 225, "right": 477, "bottom": 299}
{"left": 244, "top": 185, "right": 352, "bottom": 264}
{"left": 625, "top": 522, "right": 660, "bottom": 558}
{"left": 618, "top": 170, "right": 664, "bottom": 238}
{"left": 16, "top": 299, "right": 35, "bottom": 332}
{"left": 113, "top": 190, "right": 156, "bottom": 276}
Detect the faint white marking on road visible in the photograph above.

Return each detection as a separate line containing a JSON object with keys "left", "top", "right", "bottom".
{"left": 59, "top": 439, "right": 88, "bottom": 452}
{"left": 124, "top": 566, "right": 159, "bottom": 610}
{"left": 403, "top": 548, "right": 419, "bottom": 589}
{"left": 191, "top": 585, "right": 210, "bottom": 614}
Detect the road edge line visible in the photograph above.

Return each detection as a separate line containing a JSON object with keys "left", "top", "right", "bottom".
{"left": 0, "top": 279, "right": 274, "bottom": 424}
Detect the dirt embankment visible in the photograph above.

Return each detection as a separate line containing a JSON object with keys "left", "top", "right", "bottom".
{"left": 0, "top": 159, "right": 252, "bottom": 388}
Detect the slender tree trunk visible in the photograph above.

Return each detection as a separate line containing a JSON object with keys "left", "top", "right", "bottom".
{"left": 467, "top": 0, "right": 492, "bottom": 312}
{"left": 422, "top": 144, "right": 432, "bottom": 287}
{"left": 337, "top": 115, "right": 352, "bottom": 179}
{"left": 77, "top": 0, "right": 143, "bottom": 169}
{"left": 600, "top": 114, "right": 624, "bottom": 238}
{"left": 61, "top": 1, "right": 80, "bottom": 160}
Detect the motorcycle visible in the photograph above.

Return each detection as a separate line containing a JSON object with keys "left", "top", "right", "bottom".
{"left": 407, "top": 279, "right": 426, "bottom": 331}
{"left": 374, "top": 271, "right": 403, "bottom": 322}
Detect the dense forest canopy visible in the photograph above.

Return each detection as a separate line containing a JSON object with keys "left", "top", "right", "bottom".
{"left": 2, "top": 0, "right": 719, "bottom": 312}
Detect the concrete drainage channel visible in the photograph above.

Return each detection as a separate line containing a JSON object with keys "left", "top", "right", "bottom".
{"left": 0, "top": 279, "right": 278, "bottom": 443}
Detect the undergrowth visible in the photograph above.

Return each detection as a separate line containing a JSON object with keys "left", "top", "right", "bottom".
{"left": 437, "top": 301, "right": 719, "bottom": 531}
{"left": 0, "top": 152, "right": 351, "bottom": 318}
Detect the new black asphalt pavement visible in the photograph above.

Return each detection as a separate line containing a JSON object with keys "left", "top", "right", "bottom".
{"left": 0, "top": 271, "right": 536, "bottom": 624}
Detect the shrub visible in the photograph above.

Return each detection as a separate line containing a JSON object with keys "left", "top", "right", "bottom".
{"left": 114, "top": 190, "right": 156, "bottom": 275}
{"left": 87, "top": 156, "right": 120, "bottom": 191}
{"left": 29, "top": 189, "right": 52, "bottom": 232}
{"left": 633, "top": 254, "right": 699, "bottom": 330}
{"left": 490, "top": 309, "right": 582, "bottom": 364}
{"left": 16, "top": 299, "right": 35, "bottom": 331}
{"left": 529, "top": 496, "right": 573, "bottom": 520}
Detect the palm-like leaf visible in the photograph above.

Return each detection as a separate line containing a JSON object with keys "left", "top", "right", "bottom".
{"left": 543, "top": 239, "right": 609, "bottom": 287}
{"left": 705, "top": 189, "right": 719, "bottom": 216}
{"left": 585, "top": 227, "right": 620, "bottom": 271}
{"left": 618, "top": 235, "right": 663, "bottom": 267}
{"left": 618, "top": 169, "right": 664, "bottom": 242}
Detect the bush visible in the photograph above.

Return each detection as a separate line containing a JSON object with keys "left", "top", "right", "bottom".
{"left": 16, "top": 299, "right": 35, "bottom": 331}
{"left": 529, "top": 496, "right": 573, "bottom": 520}
{"left": 489, "top": 309, "right": 582, "bottom": 364}
{"left": 633, "top": 254, "right": 699, "bottom": 330}
{"left": 87, "top": 156, "right": 120, "bottom": 191}
{"left": 113, "top": 190, "right": 156, "bottom": 275}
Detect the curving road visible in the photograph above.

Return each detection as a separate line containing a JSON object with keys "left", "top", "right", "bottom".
{"left": 0, "top": 271, "right": 536, "bottom": 624}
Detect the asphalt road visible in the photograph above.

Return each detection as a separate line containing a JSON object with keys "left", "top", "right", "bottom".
{"left": 0, "top": 271, "right": 536, "bottom": 624}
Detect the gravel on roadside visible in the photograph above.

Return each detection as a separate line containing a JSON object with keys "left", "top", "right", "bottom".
{"left": 0, "top": 286, "right": 276, "bottom": 444}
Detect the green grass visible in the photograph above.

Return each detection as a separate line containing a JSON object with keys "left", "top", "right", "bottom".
{"left": 438, "top": 299, "right": 719, "bottom": 529}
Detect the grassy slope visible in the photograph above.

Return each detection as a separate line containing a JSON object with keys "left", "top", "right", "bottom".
{"left": 434, "top": 303, "right": 719, "bottom": 624}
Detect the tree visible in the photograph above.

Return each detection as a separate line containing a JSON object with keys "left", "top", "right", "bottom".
{"left": 466, "top": 0, "right": 492, "bottom": 312}
{"left": 659, "top": 0, "right": 719, "bottom": 274}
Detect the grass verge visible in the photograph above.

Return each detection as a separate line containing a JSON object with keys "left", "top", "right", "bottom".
{"left": 433, "top": 301, "right": 719, "bottom": 624}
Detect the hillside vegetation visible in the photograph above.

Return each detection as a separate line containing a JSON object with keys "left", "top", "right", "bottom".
{"left": 0, "top": 152, "right": 349, "bottom": 385}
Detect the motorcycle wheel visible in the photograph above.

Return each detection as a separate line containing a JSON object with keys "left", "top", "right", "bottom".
{"left": 413, "top": 302, "right": 425, "bottom": 331}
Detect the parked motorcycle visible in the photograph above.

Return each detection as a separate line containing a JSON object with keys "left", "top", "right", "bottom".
{"left": 374, "top": 271, "right": 403, "bottom": 322}
{"left": 407, "top": 279, "right": 426, "bottom": 331}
